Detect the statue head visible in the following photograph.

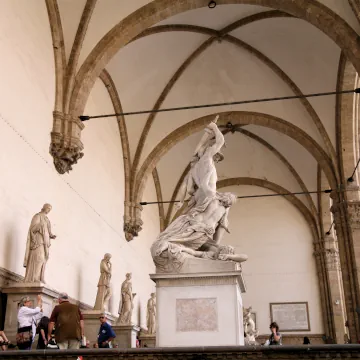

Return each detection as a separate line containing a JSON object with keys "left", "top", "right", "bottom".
{"left": 151, "top": 292, "right": 156, "bottom": 298}
{"left": 213, "top": 152, "right": 224, "bottom": 163}
{"left": 216, "top": 192, "right": 237, "bottom": 208}
{"left": 126, "top": 272, "right": 132, "bottom": 280}
{"left": 104, "top": 253, "right": 111, "bottom": 260}
{"left": 41, "top": 203, "right": 52, "bottom": 214}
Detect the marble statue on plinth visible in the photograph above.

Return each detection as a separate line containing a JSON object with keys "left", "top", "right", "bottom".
{"left": 146, "top": 293, "right": 156, "bottom": 334}
{"left": 243, "top": 306, "right": 259, "bottom": 345}
{"left": 118, "top": 273, "right": 135, "bottom": 324}
{"left": 94, "top": 253, "right": 112, "bottom": 312}
{"left": 150, "top": 117, "right": 248, "bottom": 273}
{"left": 23, "top": 204, "right": 56, "bottom": 283}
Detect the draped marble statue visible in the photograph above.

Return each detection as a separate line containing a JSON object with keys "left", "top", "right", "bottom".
{"left": 150, "top": 117, "right": 248, "bottom": 273}
{"left": 243, "top": 306, "right": 259, "bottom": 345}
{"left": 94, "top": 253, "right": 112, "bottom": 312}
{"left": 118, "top": 273, "right": 135, "bottom": 324}
{"left": 23, "top": 204, "right": 56, "bottom": 283}
{"left": 146, "top": 293, "right": 156, "bottom": 334}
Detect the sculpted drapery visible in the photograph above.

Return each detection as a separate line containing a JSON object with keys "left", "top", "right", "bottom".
{"left": 94, "top": 253, "right": 112, "bottom": 311}
{"left": 23, "top": 204, "right": 56, "bottom": 283}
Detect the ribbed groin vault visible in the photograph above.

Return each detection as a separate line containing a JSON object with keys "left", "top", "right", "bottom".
{"left": 2, "top": 0, "right": 360, "bottom": 347}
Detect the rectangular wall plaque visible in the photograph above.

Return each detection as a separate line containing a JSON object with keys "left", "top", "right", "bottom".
{"left": 270, "top": 302, "right": 310, "bottom": 332}
{"left": 176, "top": 298, "right": 218, "bottom": 332}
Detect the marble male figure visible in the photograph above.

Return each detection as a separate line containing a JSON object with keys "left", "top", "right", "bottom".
{"left": 23, "top": 203, "right": 56, "bottom": 283}
{"left": 150, "top": 117, "right": 247, "bottom": 273}
{"left": 94, "top": 253, "right": 112, "bottom": 312}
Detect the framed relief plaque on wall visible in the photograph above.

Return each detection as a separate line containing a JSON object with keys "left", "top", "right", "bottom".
{"left": 270, "top": 302, "right": 310, "bottom": 332}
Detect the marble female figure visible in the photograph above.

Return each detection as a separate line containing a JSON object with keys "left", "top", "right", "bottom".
{"left": 118, "top": 273, "right": 134, "bottom": 324}
{"left": 94, "top": 253, "right": 112, "bottom": 312}
{"left": 23, "top": 204, "right": 56, "bottom": 283}
{"left": 146, "top": 293, "right": 156, "bottom": 334}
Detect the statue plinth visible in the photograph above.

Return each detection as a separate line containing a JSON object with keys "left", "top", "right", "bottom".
{"left": 2, "top": 282, "right": 59, "bottom": 341}
{"left": 112, "top": 324, "right": 140, "bottom": 348}
{"left": 82, "top": 310, "right": 116, "bottom": 346}
{"left": 151, "top": 259, "right": 246, "bottom": 347}
{"left": 139, "top": 331, "right": 156, "bottom": 348}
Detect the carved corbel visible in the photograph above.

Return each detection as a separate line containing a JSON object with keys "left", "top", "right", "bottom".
{"left": 50, "top": 111, "right": 84, "bottom": 174}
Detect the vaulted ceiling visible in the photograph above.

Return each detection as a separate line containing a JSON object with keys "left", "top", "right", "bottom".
{"left": 54, "top": 0, "right": 360, "bottom": 237}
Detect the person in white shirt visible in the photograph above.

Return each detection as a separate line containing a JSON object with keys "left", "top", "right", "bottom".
{"left": 17, "top": 295, "right": 43, "bottom": 350}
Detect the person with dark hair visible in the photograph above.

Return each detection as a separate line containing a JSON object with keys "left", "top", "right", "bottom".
{"left": 303, "top": 336, "right": 310, "bottom": 345}
{"left": 36, "top": 316, "right": 49, "bottom": 349}
{"left": 268, "top": 322, "right": 282, "bottom": 345}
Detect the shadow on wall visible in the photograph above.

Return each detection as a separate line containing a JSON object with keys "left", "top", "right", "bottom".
{"left": 76, "top": 265, "right": 83, "bottom": 304}
{"left": 137, "top": 300, "right": 141, "bottom": 328}
{"left": 109, "top": 283, "right": 114, "bottom": 314}
{"left": 4, "top": 225, "right": 17, "bottom": 274}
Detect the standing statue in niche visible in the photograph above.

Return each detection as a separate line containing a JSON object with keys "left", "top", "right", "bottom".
{"left": 118, "top": 273, "right": 135, "bottom": 324}
{"left": 146, "top": 293, "right": 156, "bottom": 334}
{"left": 94, "top": 253, "right": 112, "bottom": 312}
{"left": 150, "top": 117, "right": 248, "bottom": 273}
{"left": 243, "top": 306, "right": 259, "bottom": 345}
{"left": 23, "top": 204, "right": 56, "bottom": 283}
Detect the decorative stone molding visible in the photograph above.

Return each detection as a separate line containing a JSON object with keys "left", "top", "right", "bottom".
{"left": 50, "top": 111, "right": 84, "bottom": 174}
{"left": 0, "top": 266, "right": 91, "bottom": 311}
{"left": 313, "top": 248, "right": 340, "bottom": 271}
{"left": 347, "top": 201, "right": 360, "bottom": 229}
{"left": 151, "top": 271, "right": 246, "bottom": 292}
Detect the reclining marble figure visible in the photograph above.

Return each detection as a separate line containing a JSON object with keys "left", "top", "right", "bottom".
{"left": 150, "top": 116, "right": 248, "bottom": 273}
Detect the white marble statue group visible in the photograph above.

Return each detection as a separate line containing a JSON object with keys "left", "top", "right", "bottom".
{"left": 21, "top": 117, "right": 241, "bottom": 334}
{"left": 22, "top": 208, "right": 156, "bottom": 334}
{"left": 93, "top": 258, "right": 156, "bottom": 333}
{"left": 150, "top": 116, "right": 248, "bottom": 273}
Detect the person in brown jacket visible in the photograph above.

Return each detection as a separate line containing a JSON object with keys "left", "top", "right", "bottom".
{"left": 48, "top": 292, "right": 84, "bottom": 349}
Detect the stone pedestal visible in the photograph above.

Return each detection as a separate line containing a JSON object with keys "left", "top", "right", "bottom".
{"left": 139, "top": 332, "right": 156, "bottom": 347}
{"left": 2, "top": 282, "right": 59, "bottom": 342}
{"left": 82, "top": 310, "right": 116, "bottom": 346}
{"left": 151, "top": 259, "right": 246, "bottom": 347}
{"left": 112, "top": 324, "right": 140, "bottom": 348}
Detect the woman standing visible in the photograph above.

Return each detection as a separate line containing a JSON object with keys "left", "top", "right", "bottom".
{"left": 36, "top": 316, "right": 49, "bottom": 349}
{"left": 17, "top": 294, "right": 43, "bottom": 350}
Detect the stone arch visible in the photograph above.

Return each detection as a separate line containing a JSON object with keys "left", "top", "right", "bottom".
{"left": 217, "top": 177, "right": 318, "bottom": 237}
{"left": 68, "top": 0, "right": 360, "bottom": 116}
{"left": 133, "top": 111, "right": 337, "bottom": 215}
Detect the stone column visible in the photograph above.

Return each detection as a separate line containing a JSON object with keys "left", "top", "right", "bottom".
{"left": 331, "top": 196, "right": 360, "bottom": 342}
{"left": 318, "top": 235, "right": 347, "bottom": 343}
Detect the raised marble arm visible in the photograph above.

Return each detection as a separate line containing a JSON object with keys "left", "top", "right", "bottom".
{"left": 193, "top": 115, "right": 219, "bottom": 157}
{"left": 206, "top": 122, "right": 225, "bottom": 157}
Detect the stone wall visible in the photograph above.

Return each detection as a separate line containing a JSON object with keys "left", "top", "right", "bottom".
{"left": 0, "top": 0, "right": 158, "bottom": 329}
{"left": 1, "top": 345, "right": 358, "bottom": 360}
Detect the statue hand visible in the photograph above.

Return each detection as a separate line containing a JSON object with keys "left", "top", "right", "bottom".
{"left": 218, "top": 254, "right": 229, "bottom": 261}
{"left": 207, "top": 122, "right": 218, "bottom": 131}
{"left": 212, "top": 115, "right": 219, "bottom": 124}
{"left": 50, "top": 235, "right": 56, "bottom": 239}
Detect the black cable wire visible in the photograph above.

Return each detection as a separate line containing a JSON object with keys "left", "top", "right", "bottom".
{"left": 79, "top": 88, "right": 360, "bottom": 121}
{"left": 348, "top": 156, "right": 360, "bottom": 182}
{"left": 140, "top": 189, "right": 333, "bottom": 206}
{"left": 325, "top": 220, "right": 335, "bottom": 236}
